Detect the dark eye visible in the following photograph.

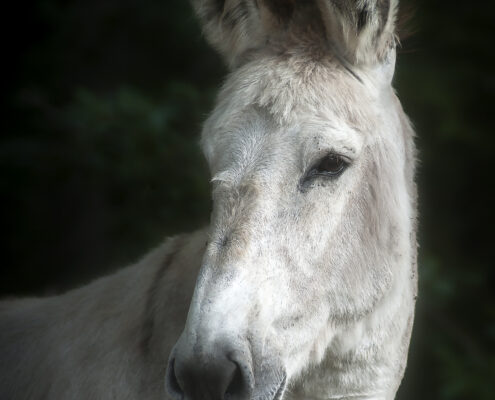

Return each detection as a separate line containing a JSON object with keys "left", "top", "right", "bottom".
{"left": 307, "top": 154, "right": 348, "bottom": 179}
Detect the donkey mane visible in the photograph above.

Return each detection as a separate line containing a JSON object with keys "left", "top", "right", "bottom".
{"left": 210, "top": 56, "right": 375, "bottom": 130}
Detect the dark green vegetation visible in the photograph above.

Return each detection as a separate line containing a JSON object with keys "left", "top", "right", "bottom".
{"left": 1, "top": 1, "right": 493, "bottom": 399}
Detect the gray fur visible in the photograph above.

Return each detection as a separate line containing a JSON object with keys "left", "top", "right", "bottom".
{"left": 316, "top": 0, "right": 398, "bottom": 64}
{"left": 0, "top": 232, "right": 207, "bottom": 400}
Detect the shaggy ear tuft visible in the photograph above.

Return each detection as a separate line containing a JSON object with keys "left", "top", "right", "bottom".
{"left": 191, "top": 0, "right": 297, "bottom": 68}
{"left": 191, "top": 0, "right": 262, "bottom": 68}
{"left": 192, "top": 0, "right": 399, "bottom": 68}
{"left": 316, "top": 0, "right": 398, "bottom": 65}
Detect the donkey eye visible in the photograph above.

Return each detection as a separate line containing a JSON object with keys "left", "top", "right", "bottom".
{"left": 307, "top": 154, "right": 348, "bottom": 179}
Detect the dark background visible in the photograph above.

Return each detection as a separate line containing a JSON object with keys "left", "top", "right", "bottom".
{"left": 1, "top": 1, "right": 493, "bottom": 399}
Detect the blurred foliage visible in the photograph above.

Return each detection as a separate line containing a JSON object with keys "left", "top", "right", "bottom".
{"left": 0, "top": 0, "right": 493, "bottom": 399}
{"left": 393, "top": 2, "right": 495, "bottom": 399}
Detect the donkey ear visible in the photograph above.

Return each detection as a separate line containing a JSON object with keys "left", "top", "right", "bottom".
{"left": 316, "top": 0, "right": 398, "bottom": 65}
{"left": 191, "top": 0, "right": 296, "bottom": 68}
{"left": 191, "top": 0, "right": 262, "bottom": 68}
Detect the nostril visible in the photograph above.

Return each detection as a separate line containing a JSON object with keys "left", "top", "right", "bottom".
{"left": 167, "top": 346, "right": 253, "bottom": 400}
{"left": 225, "top": 358, "right": 253, "bottom": 400}
{"left": 225, "top": 363, "right": 244, "bottom": 398}
{"left": 165, "top": 358, "right": 184, "bottom": 400}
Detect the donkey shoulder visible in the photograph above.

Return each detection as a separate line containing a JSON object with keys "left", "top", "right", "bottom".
{"left": 0, "top": 229, "right": 207, "bottom": 400}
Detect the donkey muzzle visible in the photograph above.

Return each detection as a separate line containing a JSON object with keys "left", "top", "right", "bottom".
{"left": 166, "top": 340, "right": 254, "bottom": 400}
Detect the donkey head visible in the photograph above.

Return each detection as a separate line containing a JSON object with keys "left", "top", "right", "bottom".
{"left": 166, "top": 1, "right": 416, "bottom": 399}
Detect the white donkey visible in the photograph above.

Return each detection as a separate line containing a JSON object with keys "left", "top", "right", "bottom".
{"left": 0, "top": 0, "right": 417, "bottom": 399}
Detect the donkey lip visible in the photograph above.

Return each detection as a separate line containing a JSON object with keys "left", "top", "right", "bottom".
{"left": 272, "top": 373, "right": 287, "bottom": 400}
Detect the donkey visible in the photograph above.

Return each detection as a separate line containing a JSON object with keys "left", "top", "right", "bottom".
{"left": 0, "top": 0, "right": 417, "bottom": 399}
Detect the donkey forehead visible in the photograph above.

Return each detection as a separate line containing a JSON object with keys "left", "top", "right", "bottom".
{"left": 203, "top": 109, "right": 363, "bottom": 180}
{"left": 218, "top": 55, "right": 380, "bottom": 123}
{"left": 201, "top": 57, "right": 384, "bottom": 173}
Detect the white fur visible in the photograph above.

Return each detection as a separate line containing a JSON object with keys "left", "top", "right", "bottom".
{"left": 0, "top": 1, "right": 417, "bottom": 400}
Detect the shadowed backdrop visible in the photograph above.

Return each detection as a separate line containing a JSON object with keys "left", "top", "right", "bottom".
{"left": 1, "top": 1, "right": 493, "bottom": 399}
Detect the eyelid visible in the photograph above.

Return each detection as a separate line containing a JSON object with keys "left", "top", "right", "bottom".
{"left": 302, "top": 152, "right": 350, "bottom": 182}
{"left": 323, "top": 147, "right": 355, "bottom": 161}
{"left": 304, "top": 149, "right": 353, "bottom": 172}
{"left": 329, "top": 152, "right": 352, "bottom": 163}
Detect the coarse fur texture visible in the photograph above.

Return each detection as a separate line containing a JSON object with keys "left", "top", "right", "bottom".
{"left": 0, "top": 1, "right": 417, "bottom": 399}
{"left": 0, "top": 231, "right": 207, "bottom": 399}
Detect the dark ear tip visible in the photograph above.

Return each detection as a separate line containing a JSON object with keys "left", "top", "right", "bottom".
{"left": 315, "top": 0, "right": 399, "bottom": 66}
{"left": 396, "top": 3, "right": 417, "bottom": 42}
{"left": 263, "top": 0, "right": 296, "bottom": 21}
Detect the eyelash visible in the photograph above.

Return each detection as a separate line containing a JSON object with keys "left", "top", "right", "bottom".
{"left": 302, "top": 153, "right": 350, "bottom": 185}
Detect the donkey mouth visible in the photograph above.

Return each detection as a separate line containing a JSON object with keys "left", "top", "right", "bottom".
{"left": 271, "top": 374, "right": 287, "bottom": 400}
{"left": 252, "top": 371, "right": 287, "bottom": 400}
